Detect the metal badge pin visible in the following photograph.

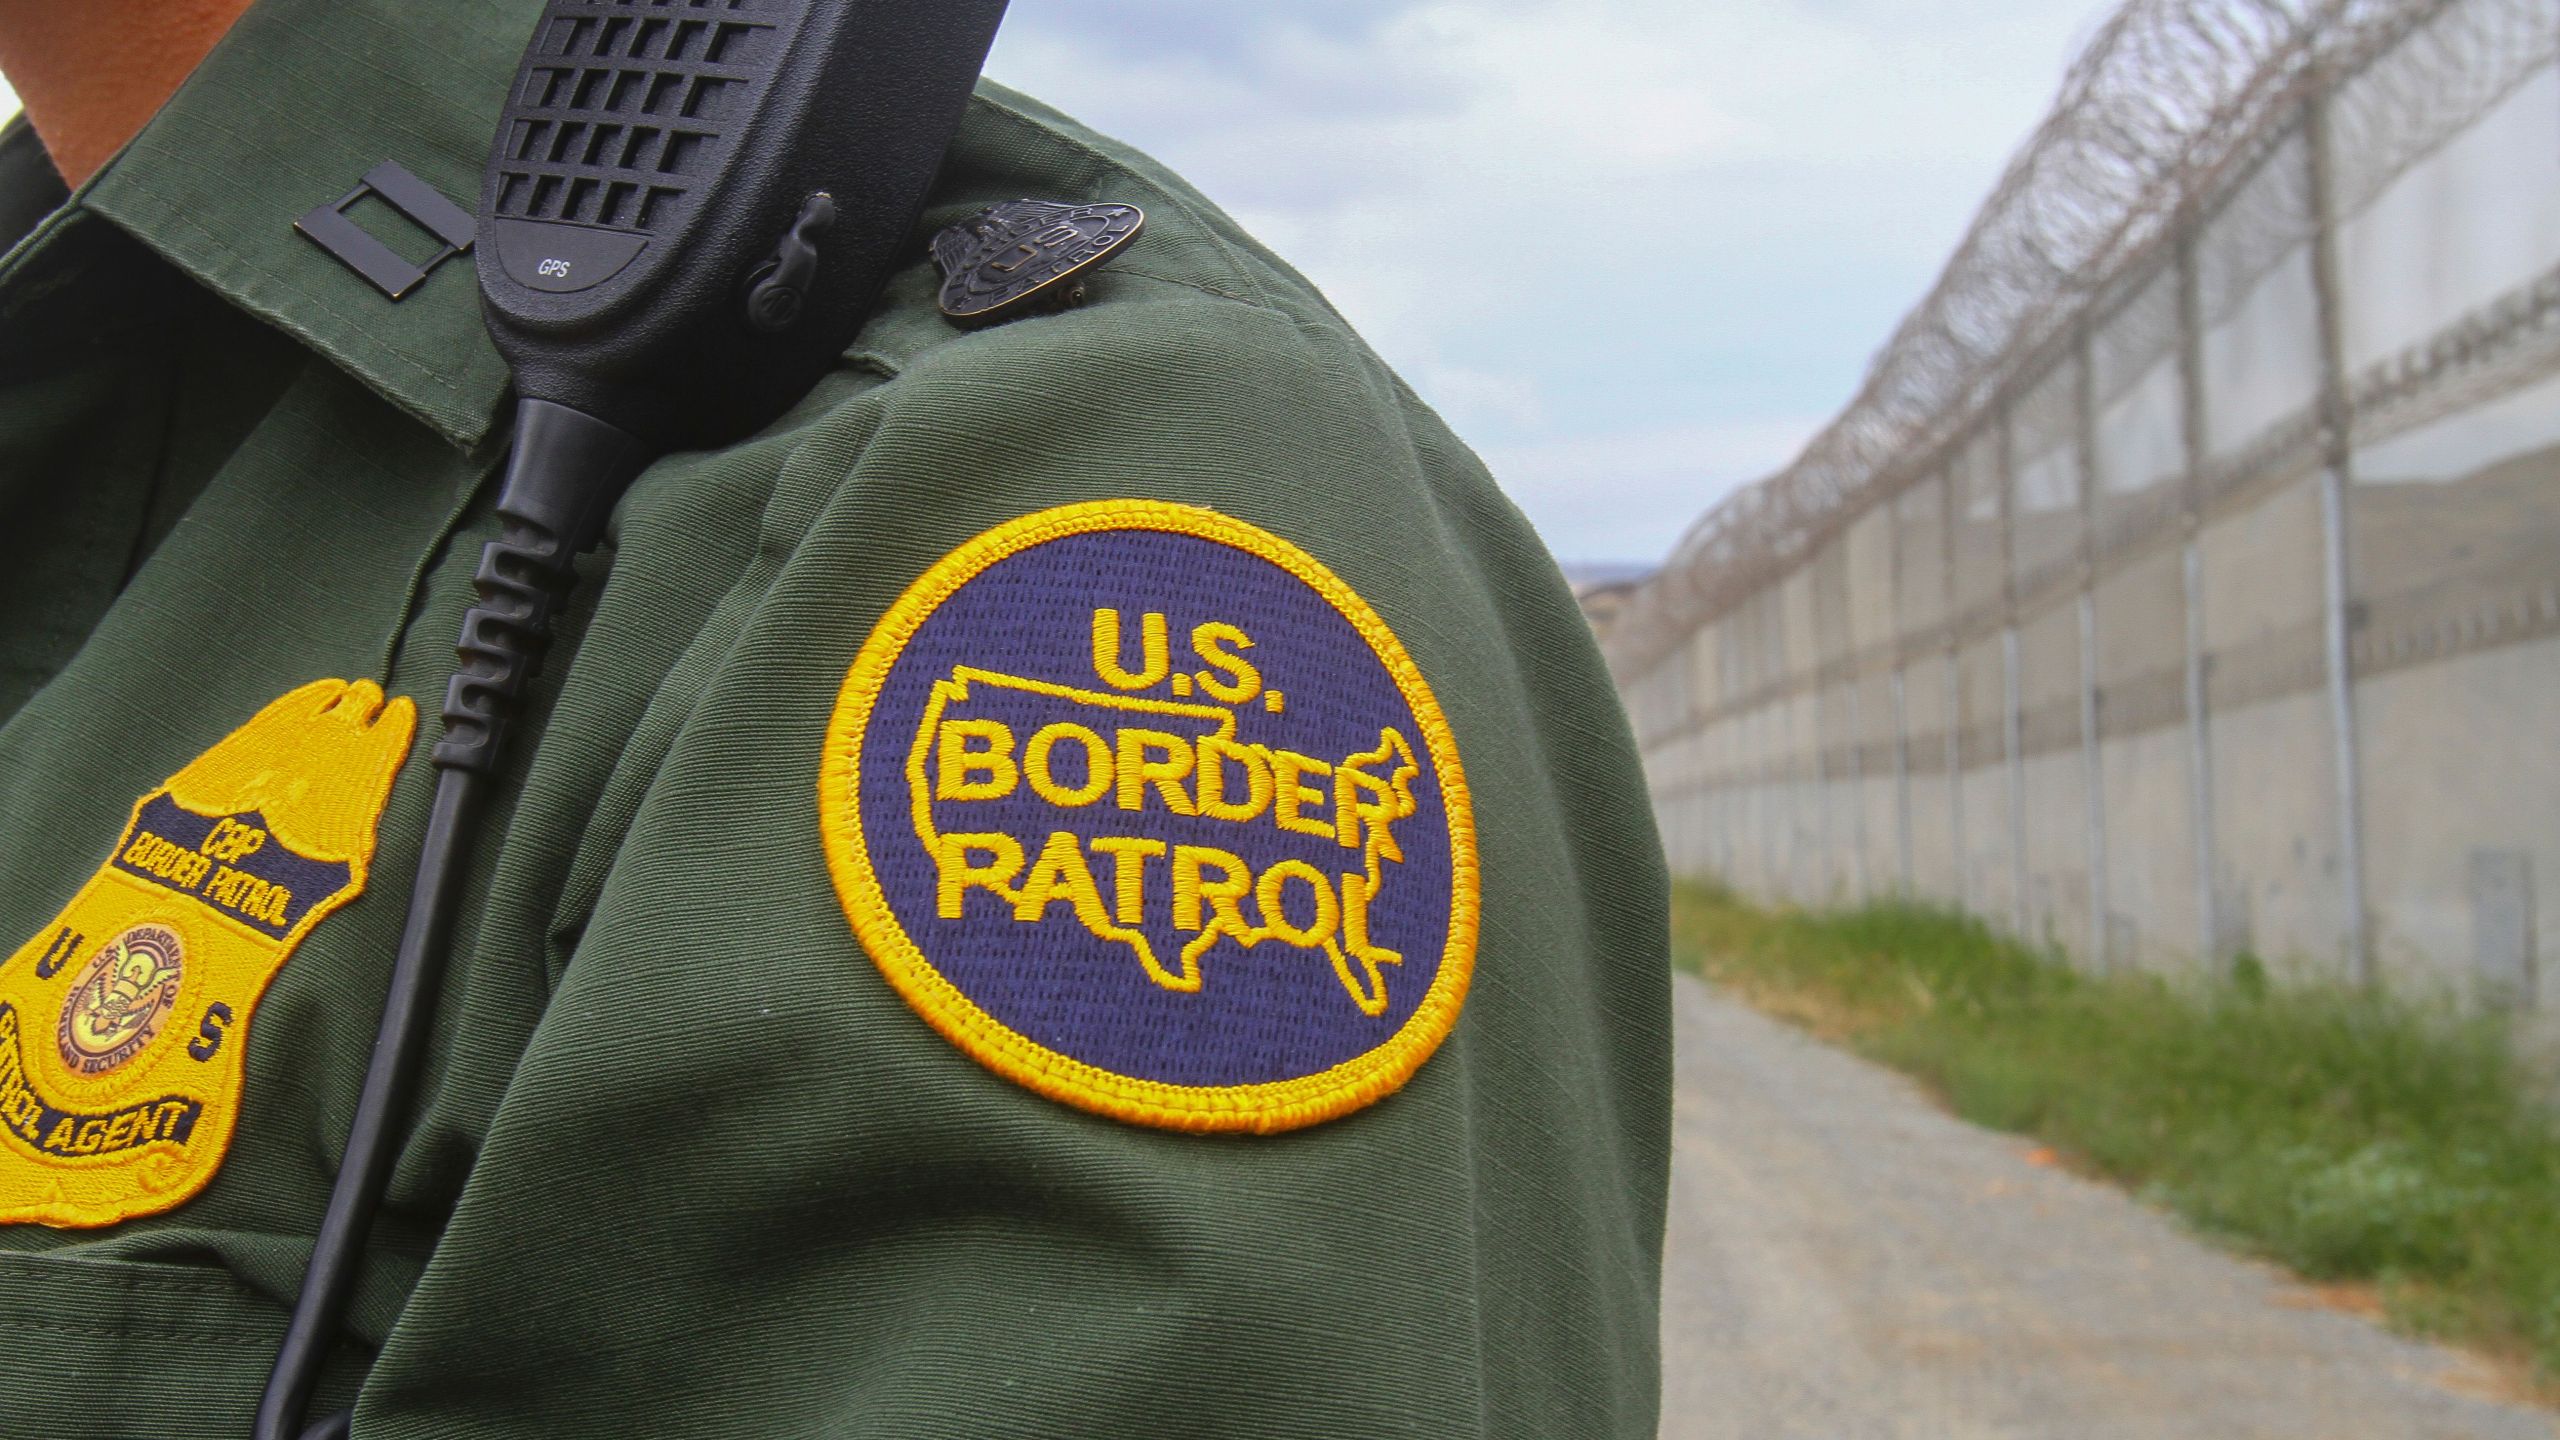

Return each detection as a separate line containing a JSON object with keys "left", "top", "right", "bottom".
{"left": 932, "top": 198, "right": 1145, "bottom": 326}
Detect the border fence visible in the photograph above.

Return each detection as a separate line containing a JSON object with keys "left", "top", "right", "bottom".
{"left": 1601, "top": 0, "right": 2560, "bottom": 1012}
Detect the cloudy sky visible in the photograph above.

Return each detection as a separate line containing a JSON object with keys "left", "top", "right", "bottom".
{"left": 1, "top": 2, "right": 2112, "bottom": 564}
{"left": 985, "top": 0, "right": 2112, "bottom": 564}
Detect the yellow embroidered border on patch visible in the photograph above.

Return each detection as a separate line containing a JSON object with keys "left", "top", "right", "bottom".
{"left": 820, "top": 501, "right": 1478, "bottom": 1133}
{"left": 0, "top": 680, "right": 414, "bottom": 1227}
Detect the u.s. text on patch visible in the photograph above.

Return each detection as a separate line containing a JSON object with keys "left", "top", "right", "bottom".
{"left": 820, "top": 501, "right": 1478, "bottom": 1133}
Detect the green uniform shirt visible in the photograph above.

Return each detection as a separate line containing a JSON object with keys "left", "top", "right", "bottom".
{"left": 0, "top": 0, "right": 1669, "bottom": 1434}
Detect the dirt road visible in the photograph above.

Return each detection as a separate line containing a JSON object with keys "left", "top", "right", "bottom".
{"left": 1657, "top": 973, "right": 2557, "bottom": 1439}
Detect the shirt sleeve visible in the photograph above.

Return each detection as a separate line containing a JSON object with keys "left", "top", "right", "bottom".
{"left": 349, "top": 290, "right": 1672, "bottom": 1440}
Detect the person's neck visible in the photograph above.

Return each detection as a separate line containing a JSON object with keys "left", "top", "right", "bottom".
{"left": 0, "top": 0, "right": 259, "bottom": 187}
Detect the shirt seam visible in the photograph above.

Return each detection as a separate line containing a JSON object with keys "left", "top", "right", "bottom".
{"left": 1, "top": 1315, "right": 279, "bottom": 1344}
{"left": 0, "top": 205, "right": 91, "bottom": 313}
{"left": 0, "top": 1270, "right": 247, "bottom": 1299}
{"left": 1105, "top": 263, "right": 1291, "bottom": 311}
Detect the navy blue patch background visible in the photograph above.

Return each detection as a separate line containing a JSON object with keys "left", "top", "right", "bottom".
{"left": 112, "top": 798, "right": 353, "bottom": 939}
{"left": 857, "top": 527, "right": 1456, "bottom": 1089}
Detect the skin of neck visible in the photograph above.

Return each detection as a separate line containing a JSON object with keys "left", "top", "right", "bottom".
{"left": 0, "top": 0, "right": 260, "bottom": 187}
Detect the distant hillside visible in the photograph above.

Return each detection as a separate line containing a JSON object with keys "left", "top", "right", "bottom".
{"left": 1559, "top": 561, "right": 1657, "bottom": 598}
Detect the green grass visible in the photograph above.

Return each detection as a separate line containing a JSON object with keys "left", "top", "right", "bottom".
{"left": 1673, "top": 881, "right": 2560, "bottom": 1391}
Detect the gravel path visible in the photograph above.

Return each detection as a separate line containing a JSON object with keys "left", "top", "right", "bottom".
{"left": 1658, "top": 973, "right": 2558, "bottom": 1439}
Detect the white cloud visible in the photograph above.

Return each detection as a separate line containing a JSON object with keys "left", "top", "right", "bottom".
{"left": 989, "top": 0, "right": 2109, "bottom": 561}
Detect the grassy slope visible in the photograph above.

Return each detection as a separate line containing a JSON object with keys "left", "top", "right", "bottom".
{"left": 1672, "top": 882, "right": 2560, "bottom": 1389}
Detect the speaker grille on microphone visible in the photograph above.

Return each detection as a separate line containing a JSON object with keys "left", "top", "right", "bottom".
{"left": 489, "top": 0, "right": 795, "bottom": 235}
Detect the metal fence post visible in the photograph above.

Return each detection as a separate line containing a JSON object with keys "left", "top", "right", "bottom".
{"left": 1711, "top": 715, "right": 1728, "bottom": 878}
{"left": 2074, "top": 324, "right": 2111, "bottom": 971}
{"left": 1893, "top": 666, "right": 1913, "bottom": 896}
{"left": 1714, "top": 631, "right": 1731, "bottom": 879}
{"left": 1946, "top": 649, "right": 1965, "bottom": 911}
{"left": 1889, "top": 492, "right": 1915, "bottom": 898}
{"left": 2303, "top": 88, "right": 2373, "bottom": 986}
{"left": 2005, "top": 626, "right": 2026, "bottom": 935}
{"left": 1848, "top": 676, "right": 1871, "bottom": 903}
{"left": 2079, "top": 591, "right": 2107, "bottom": 968}
{"left": 1751, "top": 702, "right": 1771, "bottom": 891}
{"left": 1935, "top": 471, "right": 1955, "bottom": 907}
{"left": 1812, "top": 678, "right": 1832, "bottom": 902}
{"left": 1998, "top": 408, "right": 2029, "bottom": 939}
{"left": 1943, "top": 474, "right": 1966, "bottom": 913}
{"left": 2175, "top": 229, "right": 2221, "bottom": 970}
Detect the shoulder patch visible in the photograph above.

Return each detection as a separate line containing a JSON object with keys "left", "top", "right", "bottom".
{"left": 820, "top": 501, "right": 1477, "bottom": 1133}
{"left": 0, "top": 679, "right": 414, "bottom": 1227}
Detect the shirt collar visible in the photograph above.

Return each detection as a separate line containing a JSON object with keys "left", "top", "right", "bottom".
{"left": 78, "top": 0, "right": 541, "bottom": 453}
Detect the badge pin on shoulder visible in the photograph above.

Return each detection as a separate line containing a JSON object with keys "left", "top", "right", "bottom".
{"left": 933, "top": 198, "right": 1145, "bottom": 326}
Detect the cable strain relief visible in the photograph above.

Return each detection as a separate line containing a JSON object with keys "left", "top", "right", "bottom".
{"left": 432, "top": 399, "right": 654, "bottom": 774}
{"left": 491, "top": 398, "right": 654, "bottom": 555}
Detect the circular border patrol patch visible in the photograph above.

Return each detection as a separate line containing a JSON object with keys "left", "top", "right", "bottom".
{"left": 820, "top": 501, "right": 1477, "bottom": 1133}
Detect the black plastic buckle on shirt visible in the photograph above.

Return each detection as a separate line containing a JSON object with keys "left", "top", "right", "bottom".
{"left": 293, "top": 161, "right": 476, "bottom": 301}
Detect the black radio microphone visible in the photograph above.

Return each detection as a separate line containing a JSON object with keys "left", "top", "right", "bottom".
{"left": 255, "top": 3, "right": 1009, "bottom": 1437}
{"left": 480, "top": 0, "right": 1008, "bottom": 451}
